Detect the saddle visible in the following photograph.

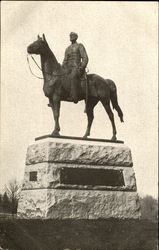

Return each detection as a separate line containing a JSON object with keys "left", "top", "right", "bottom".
{"left": 46, "top": 67, "right": 88, "bottom": 106}
{"left": 62, "top": 66, "right": 88, "bottom": 89}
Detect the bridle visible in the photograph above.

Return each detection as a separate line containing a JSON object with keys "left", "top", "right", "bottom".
{"left": 27, "top": 54, "right": 67, "bottom": 81}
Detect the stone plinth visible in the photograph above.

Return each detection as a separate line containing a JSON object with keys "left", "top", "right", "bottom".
{"left": 26, "top": 139, "right": 133, "bottom": 166}
{"left": 17, "top": 137, "right": 141, "bottom": 219}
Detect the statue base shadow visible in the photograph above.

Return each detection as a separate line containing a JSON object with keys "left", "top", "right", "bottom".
{"left": 17, "top": 137, "right": 141, "bottom": 219}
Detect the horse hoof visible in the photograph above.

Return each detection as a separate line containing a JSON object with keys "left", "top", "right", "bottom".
{"left": 83, "top": 132, "right": 90, "bottom": 139}
{"left": 83, "top": 135, "right": 88, "bottom": 139}
{"left": 111, "top": 135, "right": 117, "bottom": 141}
{"left": 51, "top": 131, "right": 60, "bottom": 137}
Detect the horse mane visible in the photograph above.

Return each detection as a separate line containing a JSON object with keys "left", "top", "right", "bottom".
{"left": 46, "top": 44, "right": 59, "bottom": 65}
{"left": 42, "top": 41, "right": 63, "bottom": 74}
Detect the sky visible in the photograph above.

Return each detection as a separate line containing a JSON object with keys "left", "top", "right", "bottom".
{"left": 1, "top": 1, "right": 158, "bottom": 198}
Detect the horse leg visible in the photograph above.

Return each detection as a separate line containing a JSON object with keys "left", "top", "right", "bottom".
{"left": 51, "top": 96, "right": 61, "bottom": 136}
{"left": 83, "top": 98, "right": 98, "bottom": 138}
{"left": 101, "top": 100, "right": 117, "bottom": 141}
{"left": 110, "top": 87, "right": 124, "bottom": 122}
{"left": 48, "top": 97, "right": 54, "bottom": 108}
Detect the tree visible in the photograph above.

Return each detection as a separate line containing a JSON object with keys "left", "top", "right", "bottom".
{"left": 0, "top": 193, "right": 2, "bottom": 212}
{"left": 2, "top": 191, "right": 11, "bottom": 213}
{"left": 140, "top": 195, "right": 158, "bottom": 222}
{"left": 5, "top": 178, "right": 21, "bottom": 214}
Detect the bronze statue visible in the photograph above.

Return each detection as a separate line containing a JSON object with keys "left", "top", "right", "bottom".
{"left": 62, "top": 32, "right": 88, "bottom": 103}
{"left": 27, "top": 34, "right": 124, "bottom": 140}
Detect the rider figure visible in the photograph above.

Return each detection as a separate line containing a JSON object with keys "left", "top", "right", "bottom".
{"left": 62, "top": 32, "right": 89, "bottom": 103}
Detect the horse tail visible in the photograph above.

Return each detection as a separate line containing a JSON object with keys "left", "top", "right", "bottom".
{"left": 107, "top": 79, "right": 124, "bottom": 122}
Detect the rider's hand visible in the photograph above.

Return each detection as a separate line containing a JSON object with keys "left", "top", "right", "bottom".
{"left": 79, "top": 66, "right": 83, "bottom": 70}
{"left": 79, "top": 66, "right": 84, "bottom": 74}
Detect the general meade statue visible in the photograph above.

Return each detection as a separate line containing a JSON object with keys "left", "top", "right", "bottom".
{"left": 62, "top": 32, "right": 88, "bottom": 103}
{"left": 27, "top": 33, "right": 124, "bottom": 140}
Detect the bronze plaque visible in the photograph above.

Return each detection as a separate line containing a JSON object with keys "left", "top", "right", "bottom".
{"left": 29, "top": 171, "right": 37, "bottom": 181}
{"left": 60, "top": 168, "right": 125, "bottom": 187}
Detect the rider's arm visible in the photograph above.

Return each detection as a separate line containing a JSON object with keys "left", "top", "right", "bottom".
{"left": 79, "top": 44, "right": 89, "bottom": 69}
{"left": 62, "top": 48, "right": 69, "bottom": 67}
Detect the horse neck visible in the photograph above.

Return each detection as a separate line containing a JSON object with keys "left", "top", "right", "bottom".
{"left": 40, "top": 47, "right": 60, "bottom": 80}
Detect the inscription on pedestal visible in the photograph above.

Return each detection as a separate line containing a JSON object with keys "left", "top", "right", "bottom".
{"left": 60, "top": 168, "right": 125, "bottom": 187}
{"left": 29, "top": 171, "right": 37, "bottom": 181}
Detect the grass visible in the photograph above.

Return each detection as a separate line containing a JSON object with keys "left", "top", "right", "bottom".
{"left": 0, "top": 218, "right": 158, "bottom": 250}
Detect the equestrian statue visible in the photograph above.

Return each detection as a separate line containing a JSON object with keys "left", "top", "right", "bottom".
{"left": 27, "top": 33, "right": 124, "bottom": 140}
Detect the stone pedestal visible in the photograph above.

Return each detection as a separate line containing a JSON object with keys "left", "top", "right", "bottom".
{"left": 17, "top": 137, "right": 141, "bottom": 219}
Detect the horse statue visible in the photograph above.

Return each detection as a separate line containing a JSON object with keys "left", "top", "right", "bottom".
{"left": 27, "top": 34, "right": 124, "bottom": 140}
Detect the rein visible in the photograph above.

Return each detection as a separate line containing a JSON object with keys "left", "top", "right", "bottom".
{"left": 27, "top": 54, "right": 67, "bottom": 81}
{"left": 27, "top": 54, "right": 44, "bottom": 79}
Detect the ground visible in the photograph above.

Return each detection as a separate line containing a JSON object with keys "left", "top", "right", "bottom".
{"left": 0, "top": 217, "right": 157, "bottom": 250}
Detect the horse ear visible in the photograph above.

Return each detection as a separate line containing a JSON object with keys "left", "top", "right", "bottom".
{"left": 37, "top": 34, "right": 40, "bottom": 40}
{"left": 42, "top": 34, "right": 47, "bottom": 42}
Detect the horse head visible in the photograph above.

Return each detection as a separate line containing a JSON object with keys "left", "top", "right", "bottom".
{"left": 27, "top": 34, "right": 48, "bottom": 55}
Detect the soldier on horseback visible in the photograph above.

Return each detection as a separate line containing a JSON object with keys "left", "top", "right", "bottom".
{"left": 27, "top": 34, "right": 124, "bottom": 139}
{"left": 62, "top": 32, "right": 89, "bottom": 103}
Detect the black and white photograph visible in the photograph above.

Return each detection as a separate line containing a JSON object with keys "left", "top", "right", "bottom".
{"left": 0, "top": 1, "right": 158, "bottom": 249}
